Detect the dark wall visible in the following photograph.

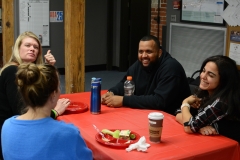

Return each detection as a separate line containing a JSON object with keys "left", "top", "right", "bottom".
{"left": 47, "top": 1, "right": 108, "bottom": 68}
{"left": 42, "top": 0, "right": 64, "bottom": 68}
{"left": 85, "top": 1, "right": 108, "bottom": 66}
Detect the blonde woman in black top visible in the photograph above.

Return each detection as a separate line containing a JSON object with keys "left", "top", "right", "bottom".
{"left": 0, "top": 31, "right": 70, "bottom": 159}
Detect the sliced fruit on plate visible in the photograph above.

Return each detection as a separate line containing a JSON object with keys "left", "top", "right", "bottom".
{"left": 101, "top": 129, "right": 120, "bottom": 138}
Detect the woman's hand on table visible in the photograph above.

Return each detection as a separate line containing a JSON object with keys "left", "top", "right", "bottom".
{"left": 44, "top": 50, "right": 56, "bottom": 65}
{"left": 54, "top": 98, "right": 71, "bottom": 115}
{"left": 199, "top": 126, "right": 218, "bottom": 135}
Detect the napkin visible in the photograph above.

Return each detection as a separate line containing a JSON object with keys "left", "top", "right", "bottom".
{"left": 126, "top": 136, "right": 150, "bottom": 152}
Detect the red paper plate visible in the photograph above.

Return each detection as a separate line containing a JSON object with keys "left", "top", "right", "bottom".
{"left": 95, "top": 129, "right": 140, "bottom": 149}
{"left": 64, "top": 102, "right": 88, "bottom": 114}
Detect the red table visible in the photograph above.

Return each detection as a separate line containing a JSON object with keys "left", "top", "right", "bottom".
{"left": 59, "top": 92, "right": 240, "bottom": 160}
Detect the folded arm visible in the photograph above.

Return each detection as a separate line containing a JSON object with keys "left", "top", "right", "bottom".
{"left": 178, "top": 97, "right": 226, "bottom": 134}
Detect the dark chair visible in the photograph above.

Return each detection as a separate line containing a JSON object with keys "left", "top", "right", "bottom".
{"left": 188, "top": 70, "right": 200, "bottom": 95}
{"left": 189, "top": 84, "right": 198, "bottom": 95}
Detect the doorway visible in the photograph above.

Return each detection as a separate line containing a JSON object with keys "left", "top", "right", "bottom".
{"left": 118, "top": 0, "right": 151, "bottom": 71}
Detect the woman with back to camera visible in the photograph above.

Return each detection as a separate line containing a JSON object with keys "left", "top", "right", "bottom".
{"left": 0, "top": 31, "right": 70, "bottom": 159}
{"left": 175, "top": 55, "right": 240, "bottom": 143}
{"left": 1, "top": 63, "right": 93, "bottom": 160}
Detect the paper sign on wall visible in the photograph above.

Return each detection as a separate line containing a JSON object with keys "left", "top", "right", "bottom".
{"left": 50, "top": 11, "right": 64, "bottom": 22}
{"left": 19, "top": 0, "right": 50, "bottom": 46}
{"left": 221, "top": 0, "right": 240, "bottom": 26}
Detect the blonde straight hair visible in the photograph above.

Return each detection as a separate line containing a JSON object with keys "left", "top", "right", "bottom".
{"left": 0, "top": 31, "right": 43, "bottom": 75}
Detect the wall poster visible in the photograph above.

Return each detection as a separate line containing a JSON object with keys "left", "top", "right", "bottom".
{"left": 19, "top": 0, "right": 50, "bottom": 46}
{"left": 181, "top": 0, "right": 225, "bottom": 25}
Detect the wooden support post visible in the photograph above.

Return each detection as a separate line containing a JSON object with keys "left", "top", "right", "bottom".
{"left": 64, "top": 0, "right": 85, "bottom": 93}
{"left": 2, "top": 0, "right": 14, "bottom": 65}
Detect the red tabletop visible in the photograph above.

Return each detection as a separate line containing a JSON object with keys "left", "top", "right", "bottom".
{"left": 59, "top": 92, "right": 240, "bottom": 160}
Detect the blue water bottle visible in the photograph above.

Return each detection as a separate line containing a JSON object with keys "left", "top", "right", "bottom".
{"left": 90, "top": 81, "right": 101, "bottom": 114}
{"left": 95, "top": 78, "right": 102, "bottom": 90}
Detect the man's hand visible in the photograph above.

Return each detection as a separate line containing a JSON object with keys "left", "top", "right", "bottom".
{"left": 44, "top": 50, "right": 56, "bottom": 65}
{"left": 101, "top": 92, "right": 114, "bottom": 104}
{"left": 102, "top": 94, "right": 123, "bottom": 108}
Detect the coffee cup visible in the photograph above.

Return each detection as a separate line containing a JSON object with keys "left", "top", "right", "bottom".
{"left": 148, "top": 112, "right": 164, "bottom": 143}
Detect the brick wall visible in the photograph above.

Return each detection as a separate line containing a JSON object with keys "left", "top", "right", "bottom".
{"left": 150, "top": 0, "right": 167, "bottom": 45}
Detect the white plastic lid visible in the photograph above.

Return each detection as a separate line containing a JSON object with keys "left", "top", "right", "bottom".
{"left": 148, "top": 112, "right": 164, "bottom": 120}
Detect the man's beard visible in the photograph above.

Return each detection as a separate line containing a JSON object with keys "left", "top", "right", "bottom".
{"left": 139, "top": 59, "right": 158, "bottom": 72}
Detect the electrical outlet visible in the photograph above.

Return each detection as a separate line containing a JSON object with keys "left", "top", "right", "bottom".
{"left": 171, "top": 15, "right": 176, "bottom": 22}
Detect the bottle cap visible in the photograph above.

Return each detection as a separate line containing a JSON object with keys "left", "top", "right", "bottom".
{"left": 95, "top": 78, "right": 102, "bottom": 82}
{"left": 127, "top": 76, "right": 132, "bottom": 81}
